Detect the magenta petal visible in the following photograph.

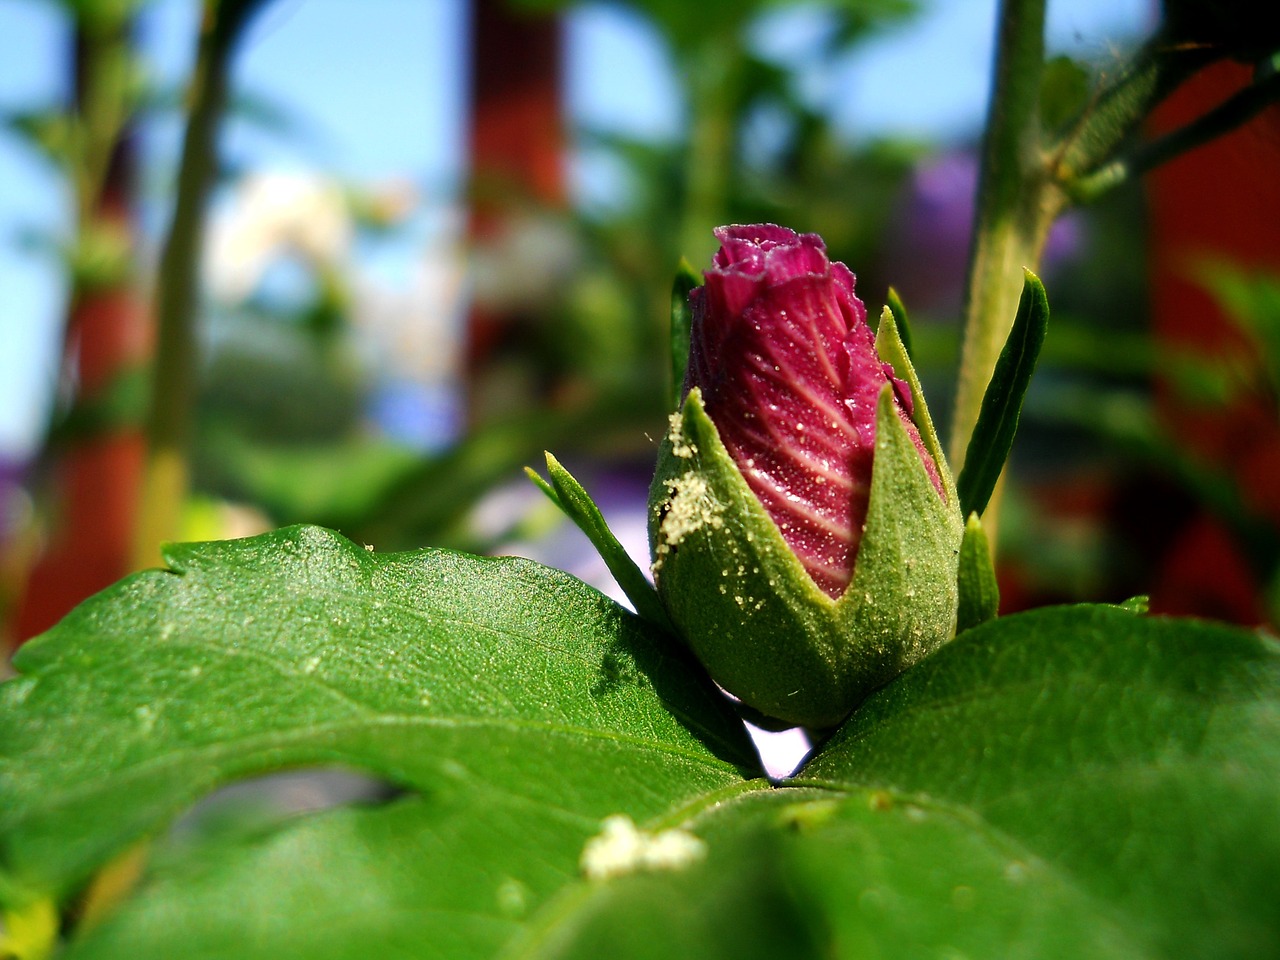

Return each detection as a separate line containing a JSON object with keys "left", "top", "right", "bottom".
{"left": 688, "top": 223, "right": 943, "bottom": 598}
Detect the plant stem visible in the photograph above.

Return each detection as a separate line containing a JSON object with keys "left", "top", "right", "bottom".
{"left": 133, "top": 0, "right": 258, "bottom": 568}
{"left": 74, "top": 9, "right": 133, "bottom": 229}
{"left": 679, "top": 35, "right": 738, "bottom": 264}
{"left": 950, "top": 0, "right": 1056, "bottom": 481}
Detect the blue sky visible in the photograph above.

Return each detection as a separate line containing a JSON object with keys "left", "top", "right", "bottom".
{"left": 0, "top": 0, "right": 1149, "bottom": 461}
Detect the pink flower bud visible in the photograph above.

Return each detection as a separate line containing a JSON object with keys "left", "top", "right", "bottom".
{"left": 686, "top": 224, "right": 943, "bottom": 599}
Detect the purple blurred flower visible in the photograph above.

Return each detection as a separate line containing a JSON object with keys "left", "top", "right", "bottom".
{"left": 888, "top": 152, "right": 1082, "bottom": 313}
{"left": 686, "top": 224, "right": 942, "bottom": 599}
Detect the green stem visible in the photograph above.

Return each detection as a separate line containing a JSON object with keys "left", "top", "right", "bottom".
{"left": 678, "top": 35, "right": 738, "bottom": 263}
{"left": 73, "top": 11, "right": 133, "bottom": 229}
{"left": 950, "top": 0, "right": 1055, "bottom": 479}
{"left": 134, "top": 0, "right": 259, "bottom": 567}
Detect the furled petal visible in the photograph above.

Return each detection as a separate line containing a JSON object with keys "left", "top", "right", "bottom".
{"left": 688, "top": 223, "right": 942, "bottom": 597}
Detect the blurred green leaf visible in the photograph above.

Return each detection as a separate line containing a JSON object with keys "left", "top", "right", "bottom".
{"left": 2, "top": 110, "right": 76, "bottom": 167}
{"left": 1027, "top": 382, "right": 1280, "bottom": 583}
{"left": 1196, "top": 260, "right": 1280, "bottom": 404}
{"left": 200, "top": 432, "right": 425, "bottom": 530}
{"left": 1039, "top": 55, "right": 1092, "bottom": 133}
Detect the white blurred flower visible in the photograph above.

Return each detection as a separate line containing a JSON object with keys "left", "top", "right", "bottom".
{"left": 207, "top": 171, "right": 352, "bottom": 302}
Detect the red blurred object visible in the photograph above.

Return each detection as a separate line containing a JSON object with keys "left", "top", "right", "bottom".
{"left": 465, "top": 0, "right": 565, "bottom": 379}
{"left": 11, "top": 151, "right": 148, "bottom": 646}
{"left": 1146, "top": 60, "right": 1280, "bottom": 625}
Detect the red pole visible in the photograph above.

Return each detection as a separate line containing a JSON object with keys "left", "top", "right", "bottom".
{"left": 464, "top": 0, "right": 565, "bottom": 393}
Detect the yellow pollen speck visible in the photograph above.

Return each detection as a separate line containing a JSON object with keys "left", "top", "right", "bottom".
{"left": 652, "top": 471, "right": 723, "bottom": 572}
{"left": 580, "top": 815, "right": 706, "bottom": 880}
{"left": 668, "top": 413, "right": 698, "bottom": 459}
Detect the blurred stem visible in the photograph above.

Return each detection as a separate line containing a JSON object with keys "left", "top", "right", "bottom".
{"left": 134, "top": 0, "right": 259, "bottom": 568}
{"left": 679, "top": 36, "right": 738, "bottom": 264}
{"left": 950, "top": 0, "right": 1058, "bottom": 500}
{"left": 73, "top": 10, "right": 133, "bottom": 228}
{"left": 951, "top": 7, "right": 1249, "bottom": 548}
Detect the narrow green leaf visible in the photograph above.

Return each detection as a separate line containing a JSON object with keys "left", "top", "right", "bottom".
{"left": 524, "top": 464, "right": 559, "bottom": 503}
{"left": 885, "top": 287, "right": 914, "bottom": 362}
{"left": 529, "top": 453, "right": 675, "bottom": 633}
{"left": 956, "top": 513, "right": 999, "bottom": 632}
{"left": 956, "top": 270, "right": 1050, "bottom": 518}
{"left": 669, "top": 259, "right": 700, "bottom": 409}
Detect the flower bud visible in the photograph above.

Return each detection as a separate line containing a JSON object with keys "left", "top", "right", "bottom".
{"left": 649, "top": 224, "right": 963, "bottom": 728}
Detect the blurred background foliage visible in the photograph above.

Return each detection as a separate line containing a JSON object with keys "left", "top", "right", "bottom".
{"left": 1, "top": 0, "right": 1278, "bottom": 652}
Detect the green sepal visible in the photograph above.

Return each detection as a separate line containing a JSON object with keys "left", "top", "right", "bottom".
{"left": 836, "top": 385, "right": 964, "bottom": 699}
{"left": 956, "top": 269, "right": 1050, "bottom": 518}
{"left": 669, "top": 259, "right": 700, "bottom": 409}
{"left": 956, "top": 513, "right": 999, "bottom": 633}
{"left": 875, "top": 306, "right": 960, "bottom": 509}
{"left": 527, "top": 453, "right": 675, "bottom": 633}
{"left": 649, "top": 375, "right": 963, "bottom": 728}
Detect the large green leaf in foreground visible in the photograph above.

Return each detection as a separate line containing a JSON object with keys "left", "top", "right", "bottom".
{"left": 1, "top": 527, "right": 1278, "bottom": 959}
{"left": 0, "top": 526, "right": 758, "bottom": 957}
{"left": 524, "top": 606, "right": 1280, "bottom": 960}
{"left": 796, "top": 605, "right": 1280, "bottom": 960}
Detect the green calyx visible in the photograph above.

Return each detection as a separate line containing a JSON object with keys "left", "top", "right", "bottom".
{"left": 648, "top": 312, "right": 964, "bottom": 728}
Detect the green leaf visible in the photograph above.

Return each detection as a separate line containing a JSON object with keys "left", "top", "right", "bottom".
{"left": 526, "top": 453, "right": 675, "bottom": 633}
{"left": 512, "top": 605, "right": 1280, "bottom": 959}
{"left": 528, "top": 787, "right": 1145, "bottom": 959}
{"left": 956, "top": 513, "right": 999, "bottom": 632}
{"left": 956, "top": 269, "right": 1050, "bottom": 518}
{"left": 5, "top": 536, "right": 1279, "bottom": 957}
{"left": 668, "top": 259, "right": 700, "bottom": 410}
{"left": 0, "top": 526, "right": 758, "bottom": 957}
{"left": 796, "top": 604, "right": 1280, "bottom": 960}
